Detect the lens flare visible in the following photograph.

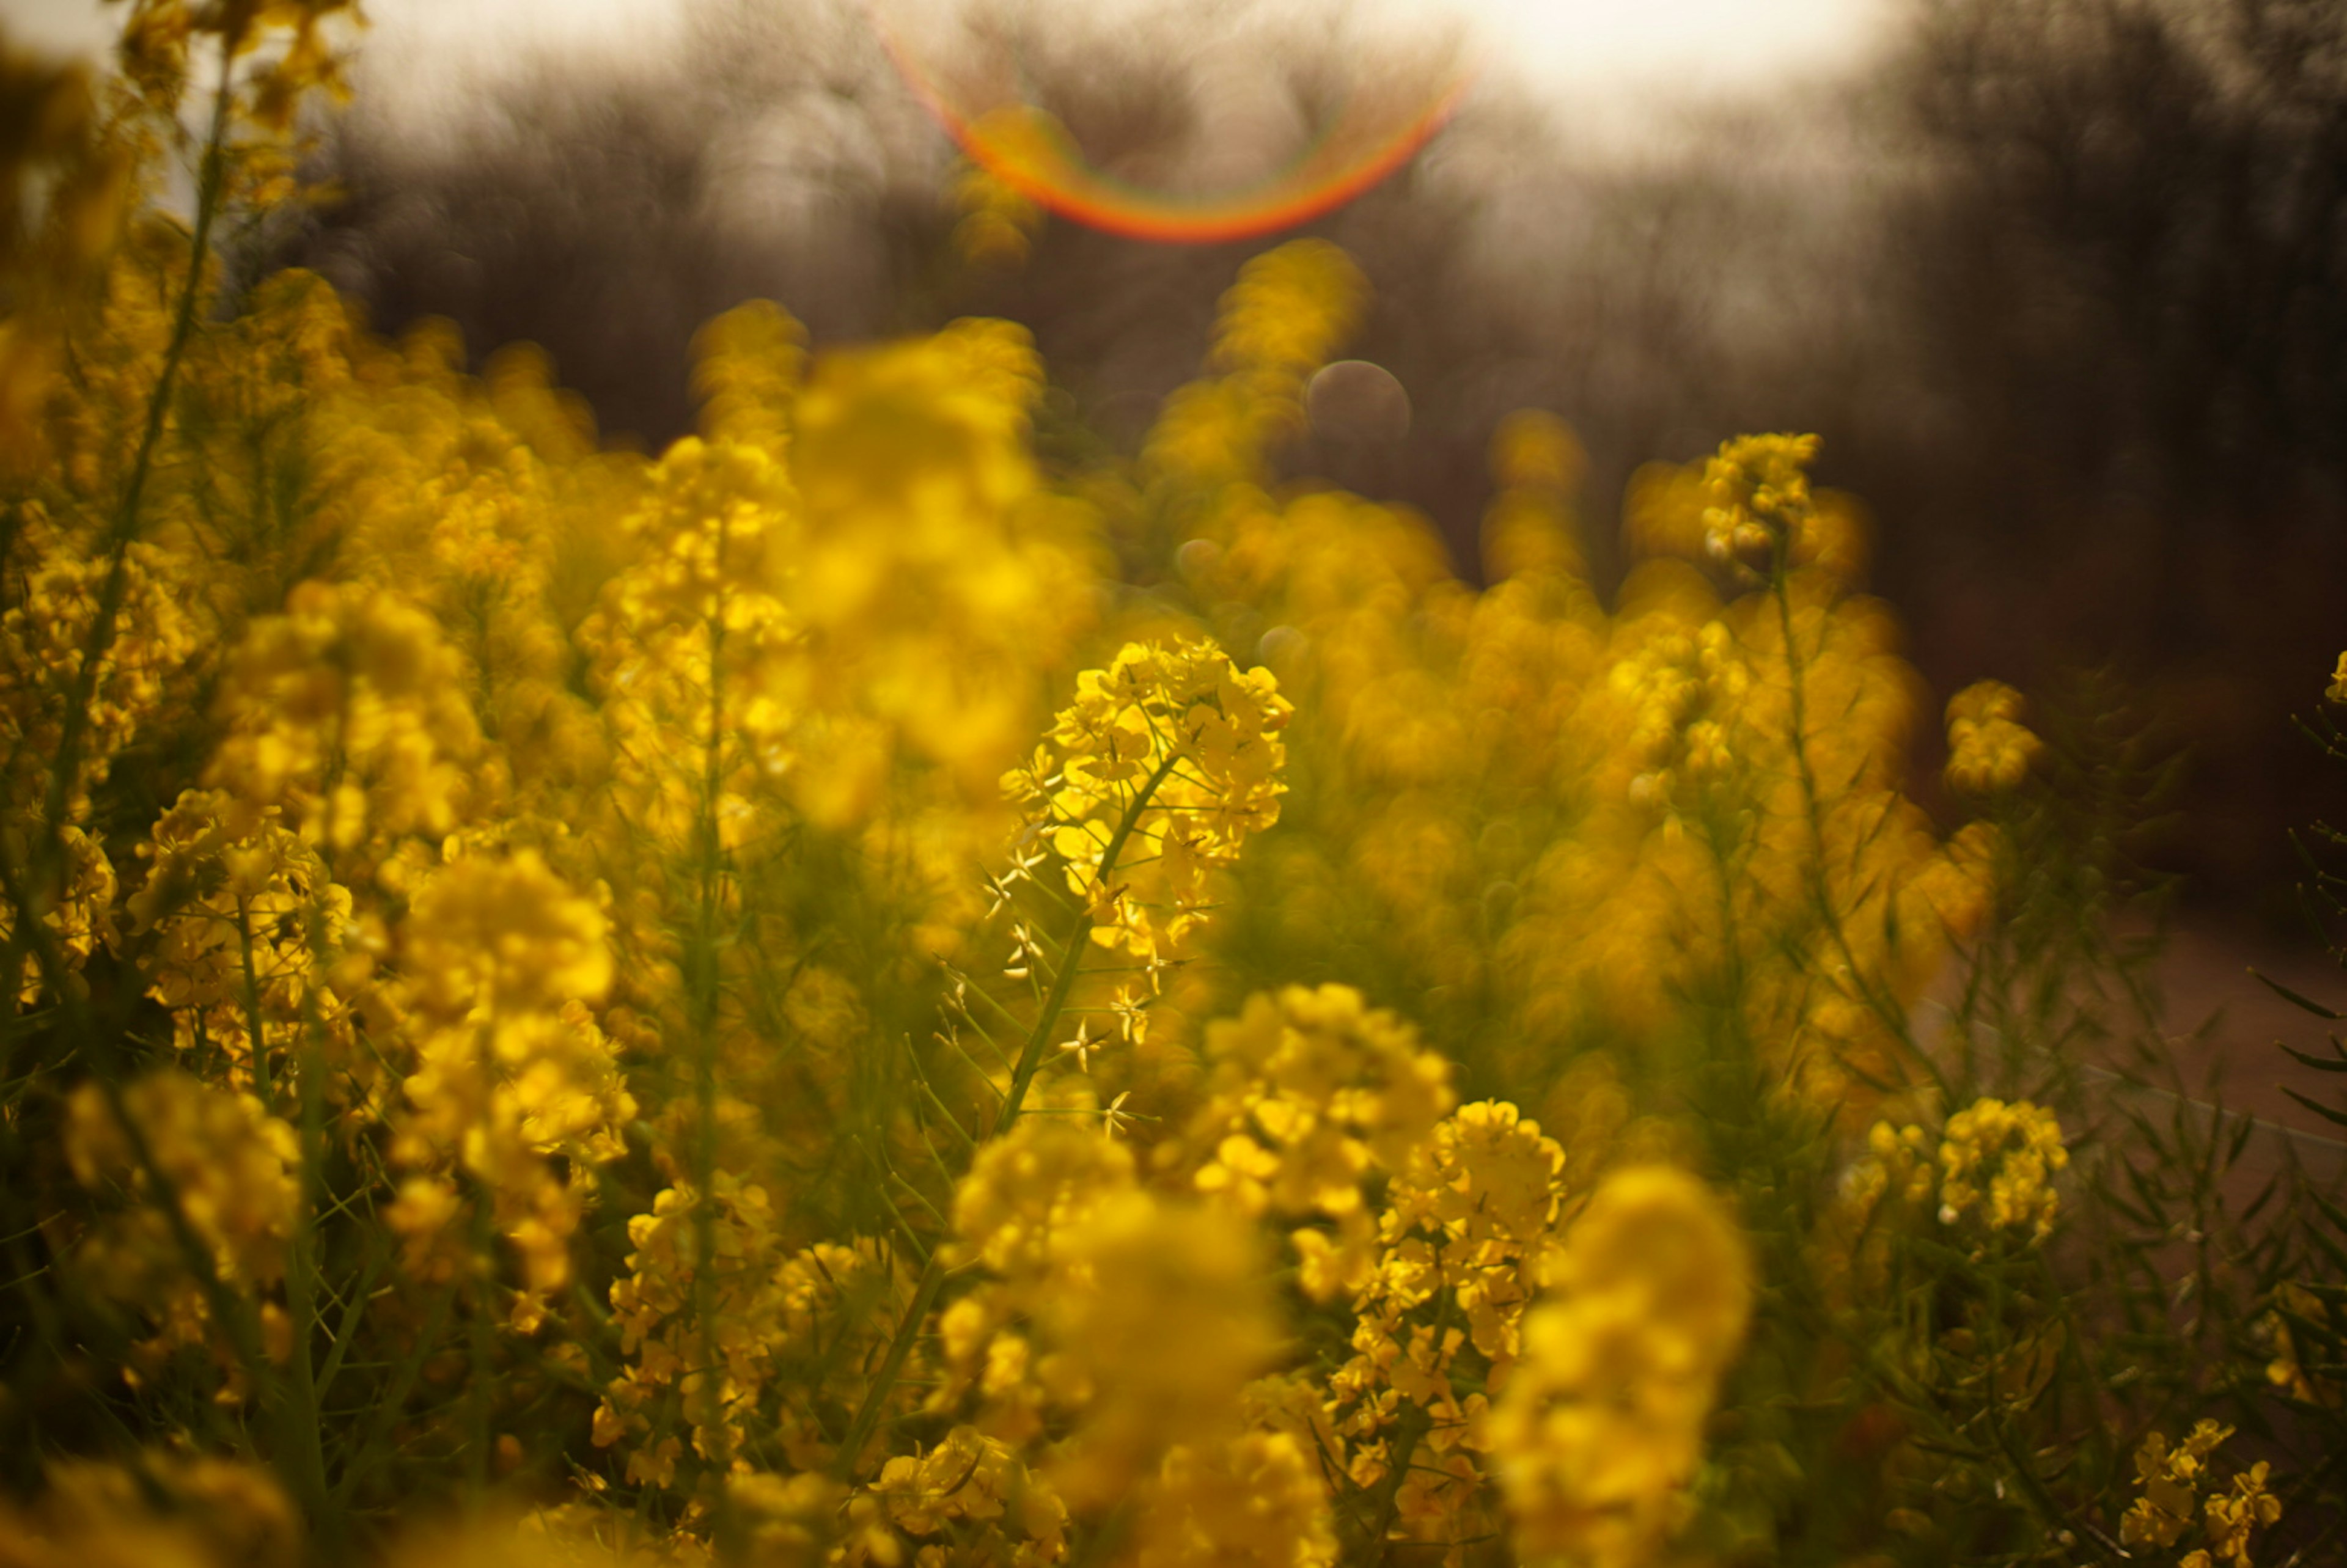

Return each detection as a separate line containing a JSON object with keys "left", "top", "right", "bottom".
{"left": 869, "top": 1, "right": 1472, "bottom": 245}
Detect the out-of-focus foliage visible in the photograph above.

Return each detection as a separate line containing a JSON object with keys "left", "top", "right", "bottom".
{"left": 286, "top": 0, "right": 2347, "bottom": 914}
{"left": 1, "top": 10, "right": 2341, "bottom": 1568}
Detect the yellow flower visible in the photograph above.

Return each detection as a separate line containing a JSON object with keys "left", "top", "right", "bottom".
{"left": 1013, "top": 639, "right": 1291, "bottom": 977}
{"left": 875, "top": 1424, "right": 1065, "bottom": 1560}
{"left": 1136, "top": 1432, "right": 1336, "bottom": 1568}
{"left": 64, "top": 1069, "right": 303, "bottom": 1390}
{"left": 1040, "top": 1192, "right": 1277, "bottom": 1509}
{"left": 0, "top": 1453, "right": 299, "bottom": 1568}
{"left": 2199, "top": 1460, "right": 2283, "bottom": 1568}
{"left": 205, "top": 581, "right": 484, "bottom": 857}
{"left": 1700, "top": 431, "right": 1820, "bottom": 570}
{"left": 1187, "top": 984, "right": 1455, "bottom": 1245}
{"left": 950, "top": 1115, "right": 1137, "bottom": 1286}
{"left": 388, "top": 852, "right": 633, "bottom": 1325}
{"left": 2121, "top": 1421, "right": 2282, "bottom": 1568}
{"left": 1145, "top": 239, "right": 1366, "bottom": 482}
{"left": 1488, "top": 1166, "right": 1752, "bottom": 1568}
{"left": 1944, "top": 679, "right": 2042, "bottom": 794}
{"left": 131, "top": 789, "right": 356, "bottom": 1089}
{"left": 1936, "top": 1096, "right": 2068, "bottom": 1242}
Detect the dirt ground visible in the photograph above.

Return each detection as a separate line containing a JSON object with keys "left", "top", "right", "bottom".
{"left": 2015, "top": 913, "right": 2347, "bottom": 1196}
{"left": 2117, "top": 915, "right": 2346, "bottom": 1185}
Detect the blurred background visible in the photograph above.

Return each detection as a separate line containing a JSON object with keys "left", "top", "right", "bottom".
{"left": 17, "top": 0, "right": 2347, "bottom": 934}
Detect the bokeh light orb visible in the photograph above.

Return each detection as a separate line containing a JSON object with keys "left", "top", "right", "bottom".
{"left": 1307, "top": 358, "right": 1411, "bottom": 442}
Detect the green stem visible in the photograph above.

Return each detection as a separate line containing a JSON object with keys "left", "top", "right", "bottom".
{"left": 1361, "top": 1401, "right": 1432, "bottom": 1567}
{"left": 996, "top": 752, "right": 1181, "bottom": 1131}
{"left": 832, "top": 1256, "right": 947, "bottom": 1479}
{"left": 1770, "top": 556, "right": 1948, "bottom": 1099}
{"left": 39, "top": 56, "right": 235, "bottom": 848}
{"left": 684, "top": 490, "right": 736, "bottom": 1546}
{"left": 2, "top": 31, "right": 236, "bottom": 1110}
{"left": 235, "top": 898, "right": 274, "bottom": 1103}
{"left": 466, "top": 1155, "right": 498, "bottom": 1505}
{"left": 832, "top": 750, "right": 1183, "bottom": 1484}
{"left": 279, "top": 1005, "right": 332, "bottom": 1541}
{"left": 95, "top": 1071, "right": 277, "bottom": 1410}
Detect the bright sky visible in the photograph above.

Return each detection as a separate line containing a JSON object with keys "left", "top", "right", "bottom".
{"left": 8, "top": 0, "right": 1893, "bottom": 115}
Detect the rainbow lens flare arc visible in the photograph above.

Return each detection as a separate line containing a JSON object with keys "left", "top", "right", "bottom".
{"left": 867, "top": 0, "right": 1474, "bottom": 245}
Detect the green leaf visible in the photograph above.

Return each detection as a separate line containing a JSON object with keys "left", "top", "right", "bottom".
{"left": 2282, "top": 1086, "right": 2347, "bottom": 1127}
{"left": 2250, "top": 967, "right": 2343, "bottom": 1020}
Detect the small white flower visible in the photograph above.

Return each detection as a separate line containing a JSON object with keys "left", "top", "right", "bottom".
{"left": 1101, "top": 1091, "right": 1135, "bottom": 1138}
{"left": 982, "top": 871, "right": 1017, "bottom": 918}
{"left": 1005, "top": 922, "right": 1040, "bottom": 981}
{"left": 1109, "top": 986, "right": 1149, "bottom": 1046}
{"left": 1059, "top": 1020, "right": 1101, "bottom": 1074}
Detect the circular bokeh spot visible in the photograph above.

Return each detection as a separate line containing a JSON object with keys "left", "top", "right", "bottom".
{"left": 1307, "top": 359, "right": 1411, "bottom": 442}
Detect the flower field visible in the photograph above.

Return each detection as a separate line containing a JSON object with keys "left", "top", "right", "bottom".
{"left": 0, "top": 7, "right": 2341, "bottom": 1567}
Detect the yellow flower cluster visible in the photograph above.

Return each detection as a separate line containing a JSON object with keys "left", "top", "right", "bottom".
{"left": 0, "top": 824, "right": 117, "bottom": 1008}
{"left": 580, "top": 310, "right": 1089, "bottom": 860}
{"left": 0, "top": 522, "right": 193, "bottom": 1003}
{"left": 1145, "top": 241, "right": 1366, "bottom": 486}
{"left": 2200, "top": 1463, "right": 2285, "bottom": 1568}
{"left": 598, "top": 1174, "right": 782, "bottom": 1487}
{"left": 0, "top": 31, "right": 129, "bottom": 472}
{"left": 2123, "top": 1420, "right": 2229, "bottom": 1548}
{"left": 574, "top": 434, "right": 798, "bottom": 852}
{"left": 0, "top": 1453, "right": 299, "bottom": 1568}
{"left": 2123, "top": 1421, "right": 2283, "bottom": 1568}
{"left": 1039, "top": 1193, "right": 1280, "bottom": 1508}
{"left": 1177, "top": 394, "right": 2002, "bottom": 1117}
{"left": 1135, "top": 1430, "right": 1336, "bottom": 1568}
{"left": 872, "top": 1425, "right": 1066, "bottom": 1568}
{"left": 130, "top": 789, "right": 355, "bottom": 1091}
{"left": 1701, "top": 431, "right": 1821, "bottom": 573}
{"left": 1487, "top": 1167, "right": 1754, "bottom": 1568}
{"left": 1842, "top": 1098, "right": 2068, "bottom": 1278}
{"left": 1008, "top": 639, "right": 1291, "bottom": 972}
{"left": 0, "top": 535, "right": 197, "bottom": 808}
{"left": 935, "top": 1118, "right": 1277, "bottom": 1511}
{"left": 12, "top": 38, "right": 2198, "bottom": 1557}
{"left": 1934, "top": 1096, "right": 2068, "bottom": 1241}
{"left": 1183, "top": 984, "right": 1455, "bottom": 1297}
{"left": 384, "top": 851, "right": 634, "bottom": 1328}
{"left": 1321, "top": 1101, "right": 1573, "bottom": 1556}
{"left": 64, "top": 1068, "right": 303, "bottom": 1385}
{"left": 935, "top": 1118, "right": 1135, "bottom": 1442}
{"left": 598, "top": 1178, "right": 896, "bottom": 1484}
{"left": 205, "top": 580, "right": 486, "bottom": 859}
{"left": 2263, "top": 1281, "right": 2336, "bottom": 1406}
{"left": 1849, "top": 1118, "right": 1937, "bottom": 1211}
{"left": 1944, "top": 679, "right": 2043, "bottom": 795}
